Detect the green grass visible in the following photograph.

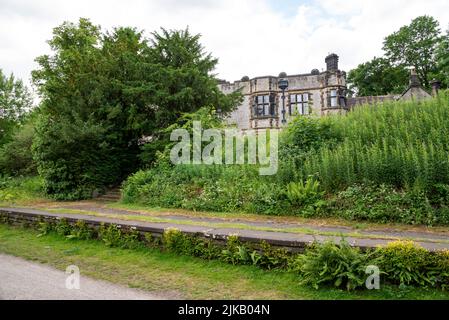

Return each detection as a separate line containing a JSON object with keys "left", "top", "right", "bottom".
{"left": 0, "top": 224, "right": 448, "bottom": 300}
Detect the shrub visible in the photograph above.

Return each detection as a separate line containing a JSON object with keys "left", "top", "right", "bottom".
{"left": 428, "top": 183, "right": 449, "bottom": 206}
{"left": 98, "top": 224, "right": 123, "bottom": 247}
{"left": 122, "top": 163, "right": 288, "bottom": 215}
{"left": 290, "top": 240, "right": 378, "bottom": 290}
{"left": 162, "top": 228, "right": 222, "bottom": 259}
{"left": 163, "top": 228, "right": 192, "bottom": 254}
{"left": 0, "top": 121, "right": 37, "bottom": 176}
{"left": 434, "top": 250, "right": 449, "bottom": 290}
{"left": 257, "top": 241, "right": 292, "bottom": 270}
{"left": 220, "top": 235, "right": 252, "bottom": 265}
{"left": 279, "top": 115, "right": 340, "bottom": 159}
{"left": 66, "top": 220, "right": 94, "bottom": 240}
{"left": 32, "top": 114, "right": 128, "bottom": 200}
{"left": 54, "top": 218, "right": 72, "bottom": 236}
{"left": 163, "top": 229, "right": 293, "bottom": 267}
{"left": 277, "top": 115, "right": 340, "bottom": 185}
{"left": 376, "top": 241, "right": 449, "bottom": 288}
{"left": 326, "top": 183, "right": 440, "bottom": 225}
{"left": 121, "top": 227, "right": 142, "bottom": 249}
{"left": 36, "top": 221, "right": 53, "bottom": 237}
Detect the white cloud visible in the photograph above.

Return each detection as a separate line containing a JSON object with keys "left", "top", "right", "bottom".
{"left": 0, "top": 0, "right": 448, "bottom": 91}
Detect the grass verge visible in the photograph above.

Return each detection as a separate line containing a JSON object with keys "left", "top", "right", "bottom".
{"left": 0, "top": 224, "right": 448, "bottom": 300}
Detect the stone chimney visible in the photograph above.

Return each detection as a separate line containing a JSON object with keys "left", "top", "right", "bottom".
{"left": 409, "top": 68, "right": 420, "bottom": 87}
{"left": 325, "top": 53, "right": 339, "bottom": 72}
{"left": 430, "top": 78, "right": 441, "bottom": 96}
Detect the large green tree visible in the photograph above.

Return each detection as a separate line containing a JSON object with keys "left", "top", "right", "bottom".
{"left": 0, "top": 70, "right": 33, "bottom": 146}
{"left": 347, "top": 57, "right": 408, "bottom": 96}
{"left": 436, "top": 29, "right": 449, "bottom": 87}
{"left": 383, "top": 15, "right": 442, "bottom": 88}
{"left": 32, "top": 18, "right": 240, "bottom": 199}
{"left": 32, "top": 19, "right": 120, "bottom": 198}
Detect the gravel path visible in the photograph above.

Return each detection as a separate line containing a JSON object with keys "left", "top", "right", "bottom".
{"left": 0, "top": 254, "right": 179, "bottom": 300}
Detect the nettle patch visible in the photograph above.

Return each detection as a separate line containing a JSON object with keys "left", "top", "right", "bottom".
{"left": 5, "top": 217, "right": 449, "bottom": 292}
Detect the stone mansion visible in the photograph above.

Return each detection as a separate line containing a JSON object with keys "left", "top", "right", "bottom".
{"left": 218, "top": 53, "right": 434, "bottom": 130}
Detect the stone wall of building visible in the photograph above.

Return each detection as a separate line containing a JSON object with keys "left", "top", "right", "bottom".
{"left": 219, "top": 53, "right": 349, "bottom": 130}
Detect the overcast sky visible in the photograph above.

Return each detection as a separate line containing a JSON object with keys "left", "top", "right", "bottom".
{"left": 1, "top": 0, "right": 448, "bottom": 89}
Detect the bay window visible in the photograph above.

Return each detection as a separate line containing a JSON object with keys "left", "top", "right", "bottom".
{"left": 253, "top": 94, "right": 276, "bottom": 117}
{"left": 328, "top": 88, "right": 347, "bottom": 108}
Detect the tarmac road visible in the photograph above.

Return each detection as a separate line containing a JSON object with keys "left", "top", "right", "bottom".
{"left": 0, "top": 253, "right": 177, "bottom": 300}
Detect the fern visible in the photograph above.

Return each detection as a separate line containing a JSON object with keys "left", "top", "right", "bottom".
{"left": 286, "top": 177, "right": 323, "bottom": 207}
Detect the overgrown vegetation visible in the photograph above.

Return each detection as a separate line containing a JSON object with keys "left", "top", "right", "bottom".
{"left": 325, "top": 184, "right": 449, "bottom": 225}
{"left": 0, "top": 115, "right": 38, "bottom": 176}
{"left": 0, "top": 68, "right": 36, "bottom": 177}
{"left": 0, "top": 176, "right": 44, "bottom": 204}
{"left": 2, "top": 15, "right": 448, "bottom": 300}
{"left": 123, "top": 93, "right": 449, "bottom": 226}
{"left": 301, "top": 94, "right": 449, "bottom": 191}
{"left": 377, "top": 241, "right": 449, "bottom": 289}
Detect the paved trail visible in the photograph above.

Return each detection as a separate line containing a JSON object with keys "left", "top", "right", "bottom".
{"left": 0, "top": 254, "right": 176, "bottom": 300}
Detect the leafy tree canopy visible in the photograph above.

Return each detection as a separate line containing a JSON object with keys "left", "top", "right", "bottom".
{"left": 347, "top": 57, "right": 408, "bottom": 96}
{"left": 0, "top": 69, "right": 33, "bottom": 145}
{"left": 436, "top": 29, "right": 449, "bottom": 87}
{"left": 349, "top": 15, "right": 447, "bottom": 97}
{"left": 383, "top": 15, "right": 442, "bottom": 88}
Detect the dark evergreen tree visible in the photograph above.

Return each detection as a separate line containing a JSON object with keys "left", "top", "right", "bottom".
{"left": 31, "top": 18, "right": 240, "bottom": 199}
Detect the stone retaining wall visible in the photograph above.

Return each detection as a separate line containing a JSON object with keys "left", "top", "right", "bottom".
{"left": 0, "top": 208, "right": 311, "bottom": 252}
